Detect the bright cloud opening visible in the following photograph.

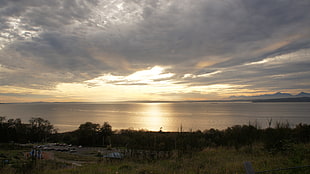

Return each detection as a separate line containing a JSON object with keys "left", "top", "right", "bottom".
{"left": 86, "top": 66, "right": 175, "bottom": 86}
{"left": 245, "top": 49, "right": 309, "bottom": 66}
{"left": 183, "top": 71, "right": 222, "bottom": 79}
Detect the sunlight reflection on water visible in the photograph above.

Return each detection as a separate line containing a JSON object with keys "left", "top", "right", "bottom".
{"left": 1, "top": 102, "right": 310, "bottom": 132}
{"left": 138, "top": 103, "right": 172, "bottom": 131}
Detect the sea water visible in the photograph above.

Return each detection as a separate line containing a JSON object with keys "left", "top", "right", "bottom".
{"left": 0, "top": 102, "right": 309, "bottom": 132}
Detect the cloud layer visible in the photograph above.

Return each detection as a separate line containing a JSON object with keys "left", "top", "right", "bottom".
{"left": 1, "top": 0, "right": 310, "bottom": 101}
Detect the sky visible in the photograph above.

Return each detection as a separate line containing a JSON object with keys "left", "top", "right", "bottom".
{"left": 1, "top": 0, "right": 310, "bottom": 103}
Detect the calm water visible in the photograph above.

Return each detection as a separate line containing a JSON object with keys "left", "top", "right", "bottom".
{"left": 0, "top": 102, "right": 309, "bottom": 132}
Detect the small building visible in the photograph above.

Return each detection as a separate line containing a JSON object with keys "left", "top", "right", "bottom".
{"left": 103, "top": 152, "right": 124, "bottom": 159}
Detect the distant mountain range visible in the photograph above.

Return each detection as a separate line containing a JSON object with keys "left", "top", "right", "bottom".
{"left": 252, "top": 97, "right": 310, "bottom": 102}
{"left": 229, "top": 92, "right": 310, "bottom": 100}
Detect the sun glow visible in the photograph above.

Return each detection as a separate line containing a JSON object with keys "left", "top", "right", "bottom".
{"left": 127, "top": 66, "right": 174, "bottom": 81}
{"left": 1, "top": 65, "right": 257, "bottom": 102}
{"left": 139, "top": 103, "right": 171, "bottom": 131}
{"left": 86, "top": 66, "right": 174, "bottom": 86}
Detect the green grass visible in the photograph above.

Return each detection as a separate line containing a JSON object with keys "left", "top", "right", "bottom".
{"left": 1, "top": 143, "right": 310, "bottom": 174}
{"left": 54, "top": 151, "right": 98, "bottom": 162}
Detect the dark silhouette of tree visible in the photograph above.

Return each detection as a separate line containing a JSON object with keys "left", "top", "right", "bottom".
{"left": 1, "top": 116, "right": 310, "bottom": 154}
{"left": 7, "top": 118, "right": 27, "bottom": 143}
{"left": 0, "top": 116, "right": 5, "bottom": 123}
{"left": 0, "top": 116, "right": 7, "bottom": 142}
{"left": 204, "top": 128, "right": 223, "bottom": 147}
{"left": 100, "top": 122, "right": 112, "bottom": 146}
{"left": 77, "top": 122, "right": 100, "bottom": 146}
{"left": 223, "top": 125, "right": 259, "bottom": 150}
{"left": 0, "top": 117, "right": 28, "bottom": 143}
{"left": 28, "top": 117, "right": 55, "bottom": 142}
{"left": 294, "top": 123, "right": 310, "bottom": 143}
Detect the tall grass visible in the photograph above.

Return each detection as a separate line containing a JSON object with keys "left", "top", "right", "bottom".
{"left": 3, "top": 143, "right": 308, "bottom": 174}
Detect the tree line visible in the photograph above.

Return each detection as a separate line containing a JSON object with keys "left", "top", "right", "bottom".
{"left": 1, "top": 116, "right": 310, "bottom": 153}
{"left": 0, "top": 117, "right": 55, "bottom": 143}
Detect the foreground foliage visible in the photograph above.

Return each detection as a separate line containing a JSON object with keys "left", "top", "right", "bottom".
{"left": 0, "top": 117, "right": 55, "bottom": 143}
{"left": 1, "top": 116, "right": 310, "bottom": 153}
{"left": 1, "top": 117, "right": 310, "bottom": 173}
{"left": 1, "top": 143, "right": 310, "bottom": 174}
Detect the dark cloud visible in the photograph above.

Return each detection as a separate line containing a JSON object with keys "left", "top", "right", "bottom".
{"left": 0, "top": 0, "right": 310, "bottom": 96}
{"left": 180, "top": 49, "right": 310, "bottom": 94}
{"left": 0, "top": 93, "right": 52, "bottom": 98}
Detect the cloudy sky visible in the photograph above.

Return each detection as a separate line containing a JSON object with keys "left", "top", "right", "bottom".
{"left": 1, "top": 0, "right": 310, "bottom": 102}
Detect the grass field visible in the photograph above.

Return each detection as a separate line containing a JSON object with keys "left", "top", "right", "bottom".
{"left": 1, "top": 143, "right": 310, "bottom": 174}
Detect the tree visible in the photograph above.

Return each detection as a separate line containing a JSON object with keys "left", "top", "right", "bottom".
{"left": 100, "top": 122, "right": 112, "bottom": 146}
{"left": 0, "top": 116, "right": 5, "bottom": 123}
{"left": 77, "top": 122, "right": 100, "bottom": 146}
{"left": 0, "top": 116, "right": 7, "bottom": 142}
{"left": 28, "top": 117, "right": 55, "bottom": 142}
{"left": 8, "top": 118, "right": 23, "bottom": 142}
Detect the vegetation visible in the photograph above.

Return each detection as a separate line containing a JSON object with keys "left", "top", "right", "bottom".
{"left": 54, "top": 121, "right": 310, "bottom": 155}
{"left": 1, "top": 143, "right": 309, "bottom": 174}
{"left": 1, "top": 116, "right": 310, "bottom": 173}
{"left": 0, "top": 117, "right": 55, "bottom": 143}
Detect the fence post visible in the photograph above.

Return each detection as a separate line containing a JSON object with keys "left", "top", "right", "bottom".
{"left": 244, "top": 161, "right": 255, "bottom": 174}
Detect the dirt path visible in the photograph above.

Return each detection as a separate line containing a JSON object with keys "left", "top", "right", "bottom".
{"left": 24, "top": 151, "right": 90, "bottom": 166}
